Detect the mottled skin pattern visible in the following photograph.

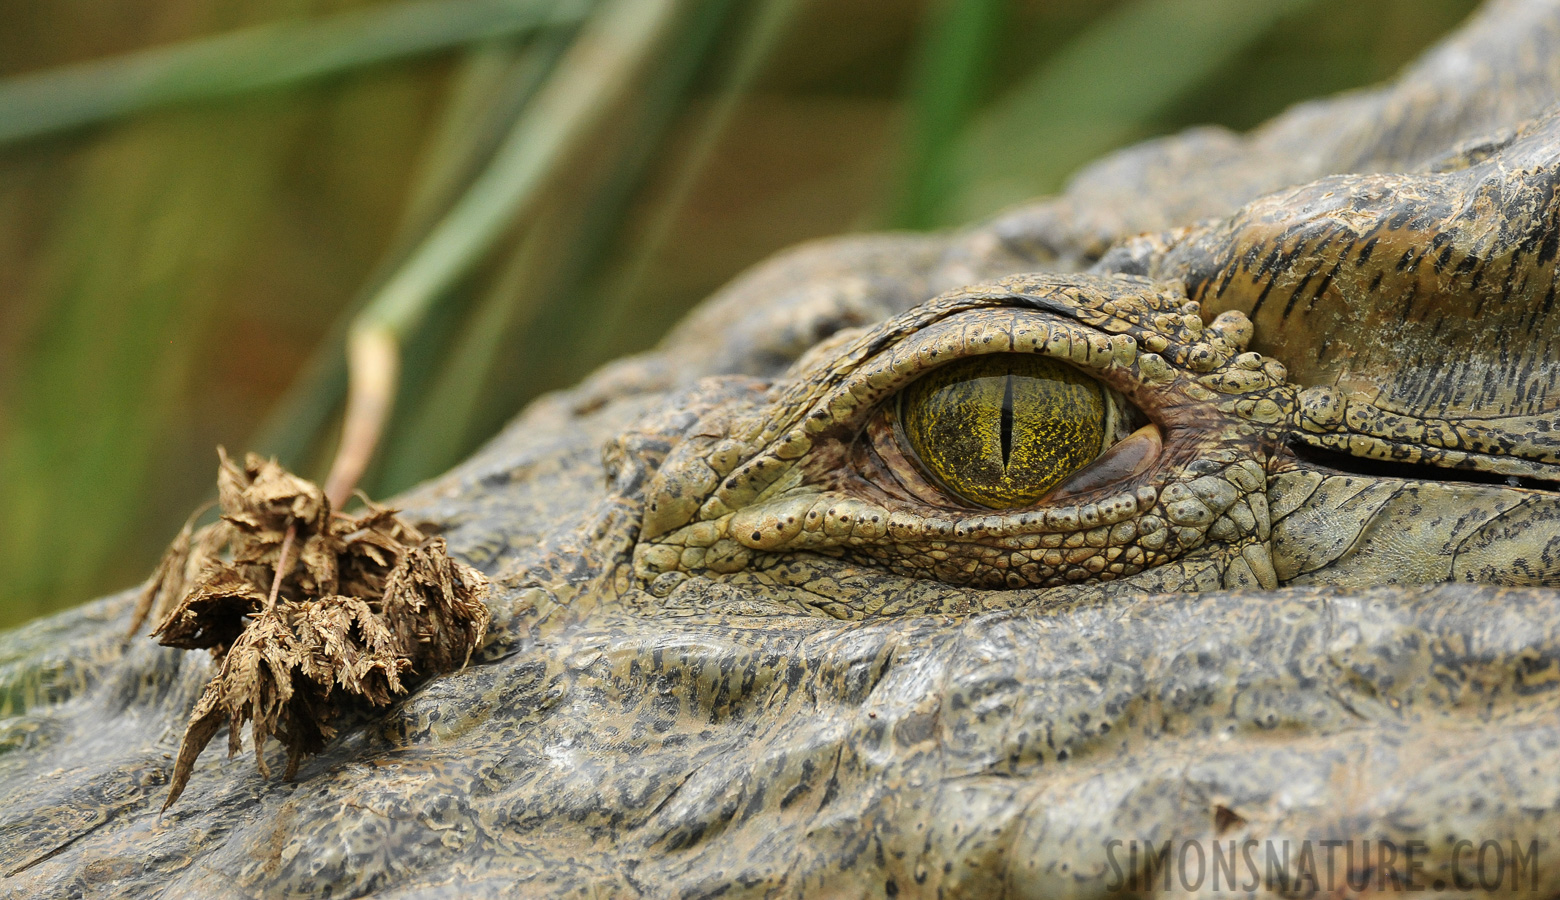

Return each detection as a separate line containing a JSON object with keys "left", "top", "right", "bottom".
{"left": 7, "top": 1, "right": 1560, "bottom": 897}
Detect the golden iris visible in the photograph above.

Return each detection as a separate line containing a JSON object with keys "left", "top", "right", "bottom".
{"left": 899, "top": 354, "right": 1111, "bottom": 508}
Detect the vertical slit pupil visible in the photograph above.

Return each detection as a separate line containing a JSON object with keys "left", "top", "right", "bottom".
{"left": 999, "top": 370, "right": 1015, "bottom": 469}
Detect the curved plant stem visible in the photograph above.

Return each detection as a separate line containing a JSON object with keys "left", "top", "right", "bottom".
{"left": 248, "top": 35, "right": 574, "bottom": 471}
{"left": 266, "top": 523, "right": 297, "bottom": 613}
{"left": 324, "top": 329, "right": 399, "bottom": 508}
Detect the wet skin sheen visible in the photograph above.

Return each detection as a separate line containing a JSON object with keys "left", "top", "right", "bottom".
{"left": 6, "top": 2, "right": 1560, "bottom": 897}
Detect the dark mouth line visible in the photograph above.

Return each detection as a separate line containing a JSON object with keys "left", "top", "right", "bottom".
{"left": 1286, "top": 440, "right": 1560, "bottom": 493}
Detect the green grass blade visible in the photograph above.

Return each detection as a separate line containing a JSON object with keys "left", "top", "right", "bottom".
{"left": 378, "top": 0, "right": 743, "bottom": 490}
{"left": 353, "top": 0, "right": 687, "bottom": 344}
{"left": 948, "top": 0, "right": 1319, "bottom": 223}
{"left": 249, "top": 35, "right": 575, "bottom": 473}
{"left": 391, "top": 40, "right": 565, "bottom": 245}
{"left": 376, "top": 227, "right": 549, "bottom": 491}
{"left": 584, "top": 0, "right": 801, "bottom": 356}
{"left": 339, "top": 0, "right": 688, "bottom": 493}
{"left": 0, "top": 0, "right": 589, "bottom": 146}
{"left": 891, "top": 0, "right": 1004, "bottom": 230}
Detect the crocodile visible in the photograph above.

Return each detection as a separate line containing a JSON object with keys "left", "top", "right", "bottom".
{"left": 6, "top": 0, "right": 1560, "bottom": 896}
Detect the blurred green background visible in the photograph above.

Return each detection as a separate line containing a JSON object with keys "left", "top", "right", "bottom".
{"left": 0, "top": 0, "right": 1479, "bottom": 627}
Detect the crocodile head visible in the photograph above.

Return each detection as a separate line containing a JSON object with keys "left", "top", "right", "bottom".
{"left": 6, "top": 2, "right": 1560, "bottom": 897}
{"left": 626, "top": 119, "right": 1560, "bottom": 615}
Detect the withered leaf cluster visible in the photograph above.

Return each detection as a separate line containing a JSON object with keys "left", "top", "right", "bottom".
{"left": 134, "top": 449, "right": 490, "bottom": 809}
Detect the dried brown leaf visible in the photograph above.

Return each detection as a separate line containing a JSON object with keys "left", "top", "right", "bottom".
{"left": 130, "top": 511, "right": 199, "bottom": 638}
{"left": 129, "top": 505, "right": 232, "bottom": 637}
{"left": 151, "top": 565, "right": 263, "bottom": 652}
{"left": 291, "top": 595, "right": 410, "bottom": 705}
{"left": 381, "top": 538, "right": 491, "bottom": 673}
{"left": 148, "top": 451, "right": 489, "bottom": 809}
{"left": 218, "top": 448, "right": 329, "bottom": 532}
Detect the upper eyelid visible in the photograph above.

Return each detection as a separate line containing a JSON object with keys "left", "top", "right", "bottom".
{"left": 794, "top": 309, "right": 1144, "bottom": 439}
{"left": 752, "top": 273, "right": 1194, "bottom": 444}
{"left": 693, "top": 281, "right": 1190, "bottom": 519}
{"left": 720, "top": 308, "right": 1165, "bottom": 538}
{"left": 704, "top": 310, "right": 1142, "bottom": 507}
{"left": 762, "top": 280, "right": 1099, "bottom": 419}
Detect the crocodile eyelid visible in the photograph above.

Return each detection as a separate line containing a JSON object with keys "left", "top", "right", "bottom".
{"left": 745, "top": 274, "right": 1188, "bottom": 440}
{"left": 815, "top": 311, "right": 1138, "bottom": 429}
{"left": 732, "top": 274, "right": 1200, "bottom": 464}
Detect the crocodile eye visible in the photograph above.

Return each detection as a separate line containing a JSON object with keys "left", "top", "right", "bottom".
{"left": 898, "top": 354, "right": 1134, "bottom": 509}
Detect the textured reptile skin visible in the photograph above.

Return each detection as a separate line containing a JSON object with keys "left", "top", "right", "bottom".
{"left": 5, "top": 1, "right": 1560, "bottom": 896}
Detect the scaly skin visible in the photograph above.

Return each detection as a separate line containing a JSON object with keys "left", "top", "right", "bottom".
{"left": 6, "top": 1, "right": 1560, "bottom": 897}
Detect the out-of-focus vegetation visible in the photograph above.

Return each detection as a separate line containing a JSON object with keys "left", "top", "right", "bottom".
{"left": 0, "top": 0, "right": 1479, "bottom": 627}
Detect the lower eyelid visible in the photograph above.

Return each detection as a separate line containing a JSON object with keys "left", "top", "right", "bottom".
{"left": 812, "top": 311, "right": 1134, "bottom": 436}
{"left": 1047, "top": 424, "right": 1162, "bottom": 500}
